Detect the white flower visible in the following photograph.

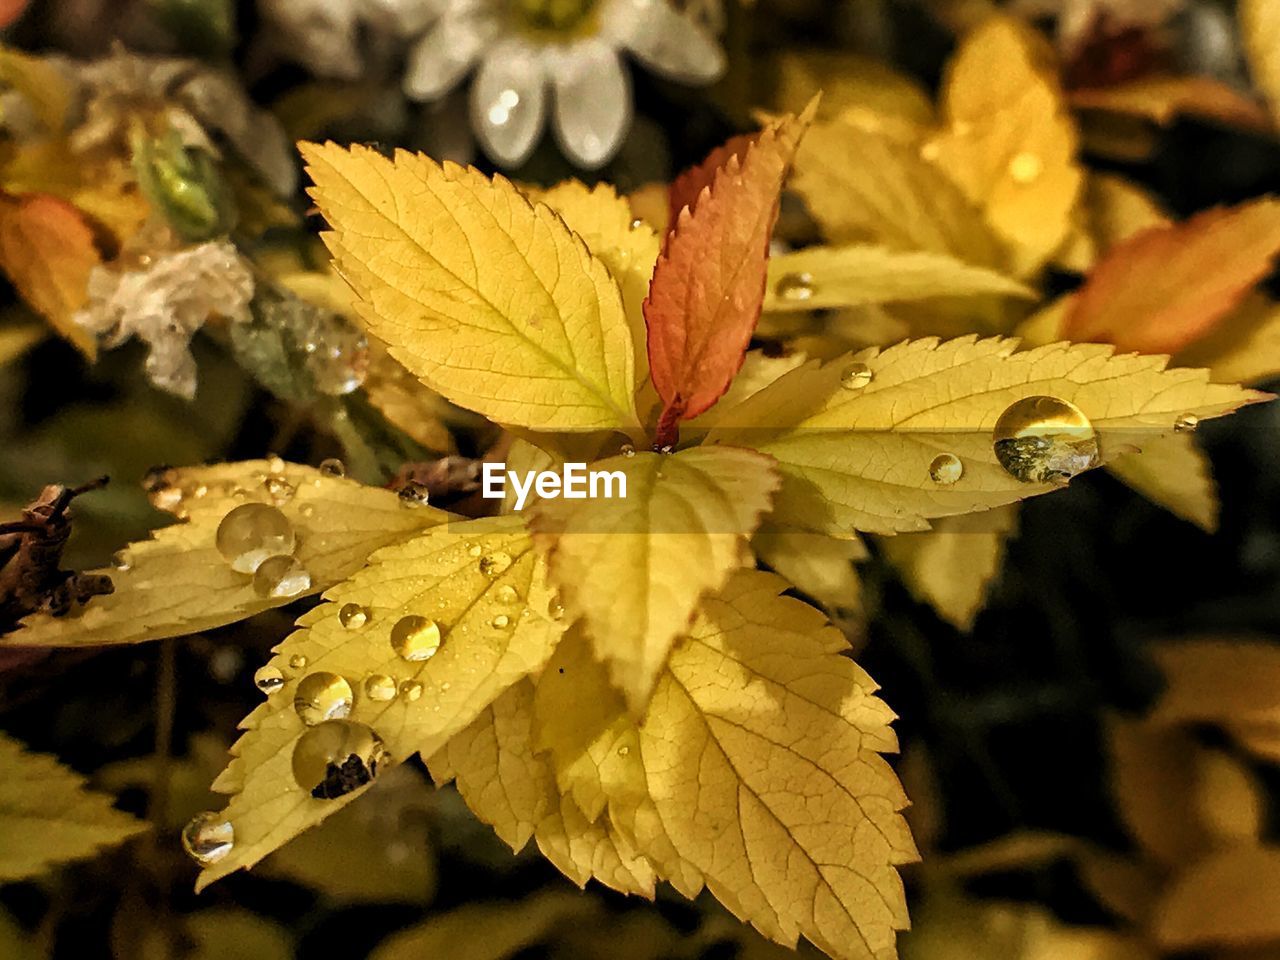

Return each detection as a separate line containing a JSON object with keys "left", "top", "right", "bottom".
{"left": 404, "top": 0, "right": 725, "bottom": 168}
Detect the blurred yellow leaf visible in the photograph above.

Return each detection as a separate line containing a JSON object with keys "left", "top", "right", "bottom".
{"left": 1178, "top": 293, "right": 1280, "bottom": 386}
{"left": 1242, "top": 0, "right": 1280, "bottom": 124}
{"left": 0, "top": 46, "right": 70, "bottom": 132}
{"left": 184, "top": 909, "right": 293, "bottom": 960}
{"left": 1191, "top": 749, "right": 1265, "bottom": 848}
{"left": 771, "top": 50, "right": 934, "bottom": 130}
{"left": 1151, "top": 640, "right": 1280, "bottom": 727}
{"left": 0, "top": 318, "right": 43, "bottom": 366}
{"left": 1107, "top": 434, "right": 1219, "bottom": 532}
{"left": 752, "top": 524, "right": 865, "bottom": 611}
{"left": 1070, "top": 76, "right": 1272, "bottom": 132}
{"left": 1154, "top": 847, "right": 1280, "bottom": 950}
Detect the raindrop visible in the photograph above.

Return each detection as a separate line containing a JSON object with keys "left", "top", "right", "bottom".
{"left": 616, "top": 745, "right": 631, "bottom": 757}
{"left": 479, "top": 552, "right": 513, "bottom": 577}
{"left": 291, "top": 720, "right": 388, "bottom": 800}
{"left": 1008, "top": 151, "right": 1044, "bottom": 185}
{"left": 993, "top": 396, "right": 1100, "bottom": 484}
{"left": 339, "top": 602, "right": 370, "bottom": 630}
{"left": 840, "top": 362, "right": 873, "bottom": 391}
{"left": 181, "top": 812, "right": 234, "bottom": 865}
{"left": 775, "top": 272, "right": 815, "bottom": 303}
{"left": 112, "top": 551, "right": 132, "bottom": 572}
{"left": 390, "top": 615, "right": 443, "bottom": 662}
{"left": 267, "top": 455, "right": 286, "bottom": 474}
{"left": 467, "top": 543, "right": 482, "bottom": 557}
{"left": 1175, "top": 413, "right": 1200, "bottom": 433}
{"left": 491, "top": 614, "right": 511, "bottom": 629}
{"left": 252, "top": 555, "right": 312, "bottom": 598}
{"left": 216, "top": 503, "right": 295, "bottom": 573}
{"left": 495, "top": 585, "right": 519, "bottom": 603}
{"left": 928, "top": 454, "right": 964, "bottom": 486}
{"left": 398, "top": 680, "right": 423, "bottom": 702}
{"left": 620, "top": 444, "right": 636, "bottom": 458}
{"left": 318, "top": 458, "right": 346, "bottom": 478}
{"left": 398, "top": 480, "right": 430, "bottom": 507}
{"left": 289, "top": 654, "right": 308, "bottom": 670}
{"left": 547, "top": 596, "right": 565, "bottom": 621}
{"left": 253, "top": 664, "right": 285, "bottom": 694}
{"left": 263, "top": 475, "right": 296, "bottom": 504}
{"left": 294, "top": 672, "right": 354, "bottom": 725}
{"left": 298, "top": 503, "right": 316, "bottom": 519}
{"left": 363, "top": 674, "right": 397, "bottom": 702}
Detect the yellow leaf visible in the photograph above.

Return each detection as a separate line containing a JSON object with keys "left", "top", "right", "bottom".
{"left": 1154, "top": 847, "right": 1280, "bottom": 950}
{"left": 0, "top": 317, "right": 43, "bottom": 366}
{"left": 0, "top": 731, "right": 147, "bottom": 881}
{"left": 429, "top": 680, "right": 656, "bottom": 896}
{"left": 302, "top": 143, "right": 640, "bottom": 432}
{"left": 705, "top": 337, "right": 1263, "bottom": 536}
{"left": 1190, "top": 749, "right": 1264, "bottom": 848}
{"left": 753, "top": 523, "right": 866, "bottom": 611}
{"left": 879, "top": 503, "right": 1019, "bottom": 631}
{"left": 0, "top": 47, "right": 71, "bottom": 132}
{"left": 1178, "top": 293, "right": 1280, "bottom": 385}
{"left": 685, "top": 350, "right": 807, "bottom": 437}
{"left": 1243, "top": 0, "right": 1280, "bottom": 123}
{"left": 771, "top": 50, "right": 934, "bottom": 129}
{"left": 1107, "top": 434, "right": 1219, "bottom": 532}
{"left": 530, "top": 446, "right": 779, "bottom": 711}
{"left": 763, "top": 245, "right": 1034, "bottom": 313}
{"left": 15, "top": 460, "right": 449, "bottom": 647}
{"left": 925, "top": 16, "right": 1084, "bottom": 276}
{"left": 790, "top": 117, "right": 1008, "bottom": 270}
{"left": 1150, "top": 640, "right": 1280, "bottom": 727}
{"left": 184, "top": 909, "right": 293, "bottom": 960}
{"left": 1086, "top": 173, "right": 1171, "bottom": 254}
{"left": 198, "top": 515, "right": 561, "bottom": 889}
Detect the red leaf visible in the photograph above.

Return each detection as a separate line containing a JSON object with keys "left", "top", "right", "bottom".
{"left": 1063, "top": 198, "right": 1280, "bottom": 355}
{"left": 645, "top": 101, "right": 816, "bottom": 445}
{"left": 667, "top": 132, "right": 757, "bottom": 227}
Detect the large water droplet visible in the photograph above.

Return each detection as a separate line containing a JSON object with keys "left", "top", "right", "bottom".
{"left": 775, "top": 272, "right": 815, "bottom": 303}
{"left": 339, "top": 603, "right": 370, "bottom": 630}
{"left": 363, "top": 674, "right": 397, "bottom": 702}
{"left": 253, "top": 664, "right": 285, "bottom": 694}
{"left": 216, "top": 503, "right": 295, "bottom": 573}
{"left": 318, "top": 458, "right": 346, "bottom": 478}
{"left": 993, "top": 396, "right": 1100, "bottom": 484}
{"left": 390, "top": 615, "right": 443, "bottom": 662}
{"left": 291, "top": 720, "right": 388, "bottom": 800}
{"left": 252, "top": 555, "right": 312, "bottom": 598}
{"left": 181, "top": 812, "right": 234, "bottom": 865}
{"left": 478, "top": 552, "right": 513, "bottom": 577}
{"left": 294, "top": 672, "right": 354, "bottom": 725}
{"left": 840, "top": 362, "right": 873, "bottom": 391}
{"left": 928, "top": 453, "right": 964, "bottom": 486}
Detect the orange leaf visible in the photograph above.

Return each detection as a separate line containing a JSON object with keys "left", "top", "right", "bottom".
{"left": 1062, "top": 198, "right": 1280, "bottom": 354}
{"left": 666, "top": 132, "right": 756, "bottom": 227}
{"left": 0, "top": 193, "right": 100, "bottom": 356}
{"left": 645, "top": 101, "right": 816, "bottom": 444}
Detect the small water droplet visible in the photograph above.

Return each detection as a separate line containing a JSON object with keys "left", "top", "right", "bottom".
{"left": 298, "top": 503, "right": 316, "bottom": 519}
{"left": 289, "top": 654, "right": 308, "bottom": 670}
{"left": 620, "top": 444, "right": 636, "bottom": 458}
{"left": 547, "top": 596, "right": 565, "bottom": 621}
{"left": 928, "top": 453, "right": 964, "bottom": 486}
{"left": 112, "top": 550, "right": 132, "bottom": 572}
{"left": 479, "top": 552, "right": 513, "bottom": 577}
{"left": 181, "top": 812, "right": 234, "bottom": 865}
{"left": 253, "top": 664, "right": 285, "bottom": 694}
{"left": 191, "top": 483, "right": 209, "bottom": 499}
{"left": 294, "top": 672, "right": 354, "bottom": 725}
{"left": 630, "top": 217, "right": 643, "bottom": 229}
{"left": 318, "top": 458, "right": 346, "bottom": 478}
{"left": 495, "top": 585, "right": 519, "bottom": 603}
{"left": 616, "top": 745, "right": 630, "bottom": 757}
{"left": 467, "top": 542, "right": 482, "bottom": 557}
{"left": 252, "top": 555, "right": 312, "bottom": 598}
{"left": 267, "top": 455, "right": 286, "bottom": 474}
{"left": 339, "top": 603, "right": 370, "bottom": 630}
{"left": 840, "top": 362, "right": 873, "bottom": 391}
{"left": 291, "top": 720, "right": 388, "bottom": 799}
{"left": 263, "top": 475, "right": 296, "bottom": 504}
{"left": 398, "top": 480, "right": 430, "bottom": 507}
{"left": 390, "top": 615, "right": 443, "bottom": 662}
{"left": 994, "top": 396, "right": 1099, "bottom": 484}
{"left": 775, "top": 272, "right": 815, "bottom": 302}
{"left": 398, "top": 679, "right": 423, "bottom": 702}
{"left": 1009, "top": 151, "right": 1044, "bottom": 185}
{"left": 216, "top": 503, "right": 296, "bottom": 573}
{"left": 491, "top": 614, "right": 511, "bottom": 628}
{"left": 363, "top": 674, "right": 397, "bottom": 702}
{"left": 1174, "top": 413, "right": 1200, "bottom": 433}
{"left": 439, "top": 681, "right": 451, "bottom": 692}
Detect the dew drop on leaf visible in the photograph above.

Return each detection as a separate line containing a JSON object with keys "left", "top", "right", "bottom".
{"left": 253, "top": 664, "right": 285, "bottom": 694}
{"left": 288, "top": 654, "right": 308, "bottom": 670}
{"left": 112, "top": 551, "right": 131, "bottom": 571}
{"left": 215, "top": 503, "right": 296, "bottom": 573}
{"left": 181, "top": 812, "right": 234, "bottom": 865}
{"left": 839, "top": 362, "right": 873, "bottom": 390}
{"left": 398, "top": 480, "right": 430, "bottom": 507}
{"left": 620, "top": 444, "right": 636, "bottom": 458}
{"left": 251, "top": 555, "right": 312, "bottom": 598}
{"left": 547, "top": 595, "right": 565, "bottom": 621}
{"left": 291, "top": 720, "right": 388, "bottom": 800}
{"left": 298, "top": 503, "right": 316, "bottom": 519}
{"left": 263, "top": 475, "right": 296, "bottom": 504}
{"left": 775, "top": 271, "right": 815, "bottom": 302}
{"left": 294, "top": 672, "right": 354, "bottom": 725}
{"left": 363, "top": 674, "right": 397, "bottom": 702}
{"left": 491, "top": 614, "right": 511, "bottom": 628}
{"left": 390, "top": 615, "right": 443, "bottom": 662}
{"left": 994, "top": 396, "right": 1100, "bottom": 484}
{"left": 478, "top": 552, "right": 513, "bottom": 577}
{"left": 1175, "top": 413, "right": 1200, "bottom": 433}
{"left": 398, "top": 679, "right": 423, "bottom": 702}
{"left": 928, "top": 453, "right": 964, "bottom": 485}
{"left": 338, "top": 602, "right": 370, "bottom": 629}
{"left": 495, "top": 585, "right": 519, "bottom": 603}
{"left": 318, "top": 458, "right": 346, "bottom": 478}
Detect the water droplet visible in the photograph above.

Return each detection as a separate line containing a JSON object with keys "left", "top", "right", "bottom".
{"left": 840, "top": 362, "right": 873, "bottom": 391}
{"left": 191, "top": 483, "right": 209, "bottom": 499}
{"left": 298, "top": 503, "right": 316, "bottom": 519}
{"left": 479, "top": 552, "right": 512, "bottom": 577}
{"left": 398, "top": 679, "right": 423, "bottom": 702}
{"left": 288, "top": 654, "right": 308, "bottom": 670}
{"left": 181, "top": 812, "right": 234, "bottom": 865}
{"left": 339, "top": 603, "right": 370, "bottom": 630}
{"left": 112, "top": 550, "right": 132, "bottom": 572}
{"left": 616, "top": 745, "right": 631, "bottom": 757}
{"left": 928, "top": 453, "right": 964, "bottom": 486}
{"left": 216, "top": 503, "right": 296, "bottom": 573}
{"left": 467, "top": 542, "right": 482, "bottom": 557}
{"left": 253, "top": 664, "right": 285, "bottom": 694}
{"left": 291, "top": 720, "right": 388, "bottom": 800}
{"left": 439, "top": 681, "right": 451, "bottom": 692}
{"left": 252, "top": 555, "right": 312, "bottom": 598}
{"left": 363, "top": 674, "right": 397, "bottom": 702}
{"left": 775, "top": 272, "right": 815, "bottom": 302}
{"left": 398, "top": 480, "right": 430, "bottom": 507}
{"left": 620, "top": 444, "right": 636, "bottom": 458}
{"left": 267, "top": 455, "right": 286, "bottom": 474}
{"left": 994, "top": 396, "right": 1100, "bottom": 484}
{"left": 548, "top": 596, "right": 565, "bottom": 621}
{"left": 1174, "top": 413, "right": 1200, "bottom": 433}
{"left": 630, "top": 217, "right": 643, "bottom": 229}
{"left": 263, "top": 475, "right": 295, "bottom": 504}
{"left": 294, "top": 672, "right": 354, "bottom": 725}
{"left": 318, "top": 458, "right": 345, "bottom": 478}
{"left": 390, "top": 615, "right": 443, "bottom": 662}
{"left": 491, "top": 614, "right": 511, "bottom": 628}
{"left": 1009, "top": 152, "right": 1044, "bottom": 185}
{"left": 495, "top": 585, "right": 519, "bottom": 603}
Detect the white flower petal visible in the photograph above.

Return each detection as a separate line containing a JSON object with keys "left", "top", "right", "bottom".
{"left": 602, "top": 0, "right": 725, "bottom": 84}
{"left": 470, "top": 42, "right": 547, "bottom": 167}
{"left": 550, "top": 40, "right": 631, "bottom": 169}
{"left": 403, "top": 11, "right": 496, "bottom": 101}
